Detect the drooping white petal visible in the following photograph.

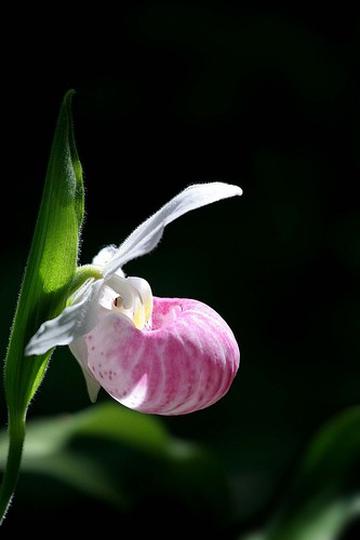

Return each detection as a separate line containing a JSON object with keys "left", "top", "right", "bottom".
{"left": 69, "top": 337, "right": 101, "bottom": 403}
{"left": 25, "top": 279, "right": 105, "bottom": 356}
{"left": 103, "top": 182, "right": 242, "bottom": 277}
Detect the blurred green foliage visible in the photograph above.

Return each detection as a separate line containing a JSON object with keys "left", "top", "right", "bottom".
{"left": 0, "top": 404, "right": 230, "bottom": 535}
{"left": 0, "top": 404, "right": 359, "bottom": 537}
{"left": 242, "top": 407, "right": 360, "bottom": 539}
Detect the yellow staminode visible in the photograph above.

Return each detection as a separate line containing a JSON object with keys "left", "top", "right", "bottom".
{"left": 112, "top": 276, "right": 153, "bottom": 331}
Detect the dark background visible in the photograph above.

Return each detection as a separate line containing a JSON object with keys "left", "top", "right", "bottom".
{"left": 0, "top": 4, "right": 359, "bottom": 538}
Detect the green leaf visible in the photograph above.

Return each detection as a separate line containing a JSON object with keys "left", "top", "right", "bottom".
{"left": 0, "top": 403, "right": 229, "bottom": 515}
{"left": 0, "top": 91, "right": 84, "bottom": 522}
{"left": 242, "top": 407, "right": 360, "bottom": 540}
{"left": 4, "top": 90, "right": 84, "bottom": 415}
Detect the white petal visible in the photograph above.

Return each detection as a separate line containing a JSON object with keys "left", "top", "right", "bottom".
{"left": 25, "top": 279, "right": 104, "bottom": 356}
{"left": 69, "top": 338, "right": 101, "bottom": 403}
{"left": 103, "top": 182, "right": 242, "bottom": 277}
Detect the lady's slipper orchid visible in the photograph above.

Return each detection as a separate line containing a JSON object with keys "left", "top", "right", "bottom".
{"left": 26, "top": 183, "right": 242, "bottom": 415}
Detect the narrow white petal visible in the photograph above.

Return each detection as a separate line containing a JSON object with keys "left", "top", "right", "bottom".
{"left": 104, "top": 182, "right": 242, "bottom": 277}
{"left": 25, "top": 279, "right": 104, "bottom": 356}
{"left": 69, "top": 338, "right": 101, "bottom": 403}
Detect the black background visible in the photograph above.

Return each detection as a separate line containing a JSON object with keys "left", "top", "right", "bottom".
{"left": 0, "top": 4, "right": 359, "bottom": 538}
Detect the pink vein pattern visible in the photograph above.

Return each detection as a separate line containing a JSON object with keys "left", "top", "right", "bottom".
{"left": 86, "top": 297, "right": 240, "bottom": 415}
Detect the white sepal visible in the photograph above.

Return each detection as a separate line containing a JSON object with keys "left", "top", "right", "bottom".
{"left": 103, "top": 182, "right": 242, "bottom": 277}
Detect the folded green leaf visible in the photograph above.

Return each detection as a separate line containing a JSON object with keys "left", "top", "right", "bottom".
{"left": 4, "top": 90, "right": 84, "bottom": 415}
{"left": 0, "top": 91, "right": 84, "bottom": 522}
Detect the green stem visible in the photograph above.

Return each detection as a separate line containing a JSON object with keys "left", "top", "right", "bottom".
{"left": 68, "top": 265, "right": 103, "bottom": 297}
{"left": 0, "top": 412, "right": 26, "bottom": 524}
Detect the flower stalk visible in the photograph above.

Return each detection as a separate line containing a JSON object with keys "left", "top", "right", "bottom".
{"left": 68, "top": 265, "right": 103, "bottom": 297}
{"left": 0, "top": 413, "right": 25, "bottom": 523}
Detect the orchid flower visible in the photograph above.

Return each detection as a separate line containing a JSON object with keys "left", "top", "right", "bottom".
{"left": 26, "top": 183, "right": 242, "bottom": 415}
